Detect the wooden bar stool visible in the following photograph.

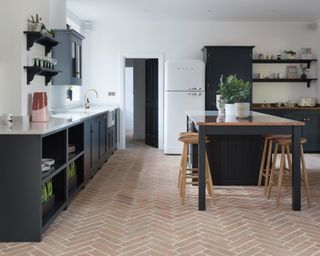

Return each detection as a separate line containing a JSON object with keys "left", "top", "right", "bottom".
{"left": 178, "top": 133, "right": 215, "bottom": 205}
{"left": 267, "top": 137, "right": 311, "bottom": 208}
{"left": 258, "top": 134, "right": 291, "bottom": 195}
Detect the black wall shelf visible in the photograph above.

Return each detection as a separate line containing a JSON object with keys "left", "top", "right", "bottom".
{"left": 253, "top": 78, "right": 318, "bottom": 88}
{"left": 23, "top": 66, "right": 62, "bottom": 85}
{"left": 252, "top": 59, "right": 317, "bottom": 68}
{"left": 24, "top": 31, "right": 59, "bottom": 55}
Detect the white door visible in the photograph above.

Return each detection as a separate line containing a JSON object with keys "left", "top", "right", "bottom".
{"left": 164, "top": 91, "right": 205, "bottom": 154}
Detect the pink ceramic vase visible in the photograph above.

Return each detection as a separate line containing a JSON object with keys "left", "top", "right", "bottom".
{"left": 32, "top": 92, "right": 49, "bottom": 122}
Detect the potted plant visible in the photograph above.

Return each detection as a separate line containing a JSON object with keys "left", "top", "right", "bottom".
{"left": 27, "top": 14, "right": 45, "bottom": 32}
{"left": 217, "top": 74, "right": 251, "bottom": 117}
{"left": 285, "top": 50, "right": 296, "bottom": 60}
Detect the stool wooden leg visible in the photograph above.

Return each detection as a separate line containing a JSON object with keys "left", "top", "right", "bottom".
{"left": 264, "top": 140, "right": 273, "bottom": 195}
{"left": 283, "top": 145, "right": 292, "bottom": 189}
{"left": 178, "top": 143, "right": 188, "bottom": 188}
{"left": 301, "top": 145, "right": 311, "bottom": 208}
{"left": 268, "top": 143, "right": 278, "bottom": 199}
{"left": 276, "top": 145, "right": 286, "bottom": 207}
{"left": 205, "top": 152, "right": 215, "bottom": 204}
{"left": 180, "top": 143, "right": 188, "bottom": 204}
{"left": 258, "top": 138, "right": 268, "bottom": 187}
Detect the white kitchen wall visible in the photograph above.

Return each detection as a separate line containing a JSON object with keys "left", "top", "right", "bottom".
{"left": 82, "top": 20, "right": 318, "bottom": 105}
{"left": 0, "top": 0, "right": 66, "bottom": 116}
{"left": 125, "top": 67, "right": 134, "bottom": 134}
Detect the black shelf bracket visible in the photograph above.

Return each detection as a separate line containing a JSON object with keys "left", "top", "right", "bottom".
{"left": 24, "top": 66, "right": 62, "bottom": 85}
{"left": 24, "top": 31, "right": 59, "bottom": 55}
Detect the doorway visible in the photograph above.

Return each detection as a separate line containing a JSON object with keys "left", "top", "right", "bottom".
{"left": 119, "top": 53, "right": 164, "bottom": 149}
{"left": 124, "top": 58, "right": 159, "bottom": 148}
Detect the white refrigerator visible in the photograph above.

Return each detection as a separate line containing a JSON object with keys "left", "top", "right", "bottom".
{"left": 164, "top": 59, "right": 205, "bottom": 154}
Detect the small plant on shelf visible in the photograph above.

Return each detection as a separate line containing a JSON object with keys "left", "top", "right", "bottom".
{"left": 284, "top": 50, "right": 296, "bottom": 60}
{"left": 27, "top": 14, "right": 48, "bottom": 34}
{"left": 67, "top": 162, "right": 77, "bottom": 192}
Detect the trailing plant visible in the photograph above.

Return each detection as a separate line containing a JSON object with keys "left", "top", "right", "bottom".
{"left": 216, "top": 74, "right": 251, "bottom": 104}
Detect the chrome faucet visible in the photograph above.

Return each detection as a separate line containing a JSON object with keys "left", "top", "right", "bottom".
{"left": 83, "top": 89, "right": 98, "bottom": 109}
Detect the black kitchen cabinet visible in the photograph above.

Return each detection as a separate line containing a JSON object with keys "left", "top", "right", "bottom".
{"left": 0, "top": 109, "right": 118, "bottom": 242}
{"left": 202, "top": 46, "right": 254, "bottom": 110}
{"left": 84, "top": 116, "right": 100, "bottom": 181}
{"left": 302, "top": 112, "right": 320, "bottom": 152}
{"left": 52, "top": 29, "right": 85, "bottom": 85}
{"left": 255, "top": 109, "right": 320, "bottom": 152}
{"left": 99, "top": 113, "right": 108, "bottom": 161}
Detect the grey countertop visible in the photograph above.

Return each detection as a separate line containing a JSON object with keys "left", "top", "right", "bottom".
{"left": 0, "top": 105, "right": 118, "bottom": 135}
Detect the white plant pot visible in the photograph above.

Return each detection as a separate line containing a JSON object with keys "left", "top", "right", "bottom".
{"left": 225, "top": 103, "right": 235, "bottom": 116}
{"left": 235, "top": 103, "right": 250, "bottom": 118}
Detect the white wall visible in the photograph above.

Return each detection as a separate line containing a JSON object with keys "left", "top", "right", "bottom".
{"left": 125, "top": 67, "right": 133, "bottom": 134}
{"left": 132, "top": 59, "right": 146, "bottom": 140}
{"left": 0, "top": 0, "right": 66, "bottom": 116}
{"left": 0, "top": 0, "right": 24, "bottom": 115}
{"left": 83, "top": 20, "right": 318, "bottom": 105}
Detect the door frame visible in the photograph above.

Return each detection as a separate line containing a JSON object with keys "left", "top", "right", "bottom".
{"left": 119, "top": 52, "right": 164, "bottom": 149}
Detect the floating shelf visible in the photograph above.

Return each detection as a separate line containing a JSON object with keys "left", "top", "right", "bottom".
{"left": 24, "top": 66, "right": 62, "bottom": 85}
{"left": 68, "top": 151, "right": 84, "bottom": 164}
{"left": 253, "top": 78, "right": 318, "bottom": 88}
{"left": 42, "top": 162, "right": 66, "bottom": 184}
{"left": 24, "top": 31, "right": 59, "bottom": 55}
{"left": 252, "top": 59, "right": 317, "bottom": 68}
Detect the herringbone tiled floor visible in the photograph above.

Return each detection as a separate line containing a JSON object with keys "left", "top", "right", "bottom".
{"left": 1, "top": 139, "right": 320, "bottom": 256}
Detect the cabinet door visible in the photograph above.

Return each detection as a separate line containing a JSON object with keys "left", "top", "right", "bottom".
{"left": 281, "top": 111, "right": 302, "bottom": 121}
{"left": 91, "top": 118, "right": 100, "bottom": 167}
{"left": 71, "top": 38, "right": 82, "bottom": 85}
{"left": 302, "top": 113, "right": 320, "bottom": 152}
{"left": 84, "top": 120, "right": 92, "bottom": 181}
{"left": 204, "top": 47, "right": 253, "bottom": 110}
{"left": 99, "top": 114, "right": 107, "bottom": 160}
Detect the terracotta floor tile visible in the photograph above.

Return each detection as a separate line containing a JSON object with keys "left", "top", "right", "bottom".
{"left": 0, "top": 139, "right": 320, "bottom": 256}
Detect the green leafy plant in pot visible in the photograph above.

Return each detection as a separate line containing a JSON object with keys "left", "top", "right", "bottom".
{"left": 216, "top": 74, "right": 251, "bottom": 118}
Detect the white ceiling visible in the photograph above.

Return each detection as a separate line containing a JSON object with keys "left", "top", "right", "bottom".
{"left": 67, "top": 0, "right": 320, "bottom": 22}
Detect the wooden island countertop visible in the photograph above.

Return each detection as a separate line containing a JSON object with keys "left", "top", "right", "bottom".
{"left": 186, "top": 111, "right": 305, "bottom": 127}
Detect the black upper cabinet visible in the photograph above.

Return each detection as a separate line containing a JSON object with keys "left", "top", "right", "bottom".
{"left": 202, "top": 46, "right": 254, "bottom": 110}
{"left": 52, "top": 29, "right": 85, "bottom": 85}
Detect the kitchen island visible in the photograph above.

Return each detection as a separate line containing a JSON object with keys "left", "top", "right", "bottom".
{"left": 0, "top": 106, "right": 119, "bottom": 242}
{"left": 186, "top": 111, "right": 304, "bottom": 211}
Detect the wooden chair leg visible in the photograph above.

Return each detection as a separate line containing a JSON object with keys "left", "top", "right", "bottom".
{"left": 258, "top": 137, "right": 268, "bottom": 187}
{"left": 268, "top": 143, "right": 278, "bottom": 199}
{"left": 301, "top": 145, "right": 311, "bottom": 208}
{"left": 264, "top": 140, "right": 273, "bottom": 195}
{"left": 276, "top": 145, "right": 285, "bottom": 207}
